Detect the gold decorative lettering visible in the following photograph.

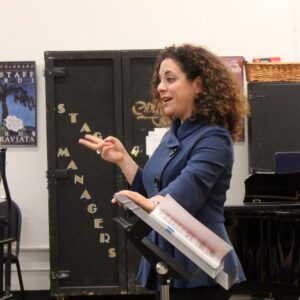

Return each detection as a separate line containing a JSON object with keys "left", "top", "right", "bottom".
{"left": 57, "top": 104, "right": 66, "bottom": 114}
{"left": 93, "top": 132, "right": 103, "bottom": 139}
{"left": 94, "top": 218, "right": 104, "bottom": 228}
{"left": 74, "top": 175, "right": 84, "bottom": 184}
{"left": 69, "top": 113, "right": 79, "bottom": 123}
{"left": 132, "top": 101, "right": 167, "bottom": 127}
{"left": 108, "top": 248, "right": 117, "bottom": 258}
{"left": 57, "top": 148, "right": 70, "bottom": 157}
{"left": 87, "top": 203, "right": 97, "bottom": 214}
{"left": 81, "top": 189, "right": 91, "bottom": 200}
{"left": 100, "top": 233, "right": 110, "bottom": 243}
{"left": 67, "top": 160, "right": 78, "bottom": 170}
{"left": 80, "top": 123, "right": 91, "bottom": 133}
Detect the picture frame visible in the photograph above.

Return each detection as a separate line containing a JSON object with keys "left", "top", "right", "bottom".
{"left": 0, "top": 61, "right": 37, "bottom": 146}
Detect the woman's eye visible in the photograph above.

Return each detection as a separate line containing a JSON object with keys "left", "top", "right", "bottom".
{"left": 167, "top": 77, "right": 175, "bottom": 82}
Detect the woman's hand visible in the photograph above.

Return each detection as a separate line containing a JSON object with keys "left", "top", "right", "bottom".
{"left": 79, "top": 134, "right": 126, "bottom": 164}
{"left": 79, "top": 135, "right": 138, "bottom": 184}
{"left": 112, "top": 190, "right": 164, "bottom": 213}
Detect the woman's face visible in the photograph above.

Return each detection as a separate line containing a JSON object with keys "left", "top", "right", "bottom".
{"left": 157, "top": 58, "right": 201, "bottom": 123}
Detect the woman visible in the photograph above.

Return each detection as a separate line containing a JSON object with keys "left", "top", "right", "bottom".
{"left": 79, "top": 44, "right": 248, "bottom": 299}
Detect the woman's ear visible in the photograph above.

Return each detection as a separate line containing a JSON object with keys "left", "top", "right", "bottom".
{"left": 193, "top": 76, "right": 202, "bottom": 94}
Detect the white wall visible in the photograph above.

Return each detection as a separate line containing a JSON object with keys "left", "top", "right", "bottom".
{"left": 0, "top": 0, "right": 299, "bottom": 290}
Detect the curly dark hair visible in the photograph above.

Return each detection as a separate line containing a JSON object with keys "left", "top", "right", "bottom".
{"left": 152, "top": 44, "right": 249, "bottom": 141}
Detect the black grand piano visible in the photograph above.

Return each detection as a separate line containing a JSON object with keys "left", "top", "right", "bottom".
{"left": 224, "top": 171, "right": 300, "bottom": 299}
{"left": 223, "top": 82, "right": 300, "bottom": 299}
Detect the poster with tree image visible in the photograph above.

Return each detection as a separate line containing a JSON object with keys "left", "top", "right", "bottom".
{"left": 0, "top": 61, "right": 36, "bottom": 146}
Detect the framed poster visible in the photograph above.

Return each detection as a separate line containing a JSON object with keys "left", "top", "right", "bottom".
{"left": 0, "top": 61, "right": 36, "bottom": 146}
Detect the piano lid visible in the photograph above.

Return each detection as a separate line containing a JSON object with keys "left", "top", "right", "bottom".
{"left": 244, "top": 172, "right": 300, "bottom": 204}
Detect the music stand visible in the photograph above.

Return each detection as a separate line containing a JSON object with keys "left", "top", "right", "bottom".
{"left": 114, "top": 217, "right": 197, "bottom": 300}
{"left": 114, "top": 194, "right": 238, "bottom": 300}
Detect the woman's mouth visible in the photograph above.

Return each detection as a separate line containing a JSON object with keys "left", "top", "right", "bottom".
{"left": 162, "top": 97, "right": 172, "bottom": 104}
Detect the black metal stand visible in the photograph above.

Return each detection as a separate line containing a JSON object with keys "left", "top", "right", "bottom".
{"left": 0, "top": 149, "right": 14, "bottom": 300}
{"left": 114, "top": 217, "right": 200, "bottom": 300}
{"left": 157, "top": 267, "right": 171, "bottom": 300}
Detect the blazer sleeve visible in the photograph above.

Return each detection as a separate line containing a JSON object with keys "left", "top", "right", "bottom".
{"left": 130, "top": 167, "right": 148, "bottom": 197}
{"left": 158, "top": 128, "right": 233, "bottom": 214}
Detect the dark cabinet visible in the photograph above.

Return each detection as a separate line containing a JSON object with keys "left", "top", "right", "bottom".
{"left": 45, "top": 50, "right": 159, "bottom": 297}
{"left": 248, "top": 82, "right": 300, "bottom": 172}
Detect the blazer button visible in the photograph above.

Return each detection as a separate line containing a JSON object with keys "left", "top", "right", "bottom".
{"left": 154, "top": 176, "right": 160, "bottom": 188}
{"left": 169, "top": 148, "right": 178, "bottom": 157}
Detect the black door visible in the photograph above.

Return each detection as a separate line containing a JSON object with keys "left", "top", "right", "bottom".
{"left": 122, "top": 50, "right": 161, "bottom": 294}
{"left": 45, "top": 51, "right": 127, "bottom": 296}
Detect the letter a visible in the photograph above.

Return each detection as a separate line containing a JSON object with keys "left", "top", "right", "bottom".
{"left": 67, "top": 160, "right": 78, "bottom": 170}
{"left": 80, "top": 123, "right": 91, "bottom": 133}
{"left": 81, "top": 189, "right": 91, "bottom": 200}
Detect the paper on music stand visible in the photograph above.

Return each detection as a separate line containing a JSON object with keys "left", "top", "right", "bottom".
{"left": 156, "top": 194, "right": 232, "bottom": 266}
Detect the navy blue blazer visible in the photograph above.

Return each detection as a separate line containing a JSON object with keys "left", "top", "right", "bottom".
{"left": 131, "top": 118, "right": 245, "bottom": 291}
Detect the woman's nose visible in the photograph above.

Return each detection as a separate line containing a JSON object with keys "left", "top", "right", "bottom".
{"left": 157, "top": 81, "right": 166, "bottom": 93}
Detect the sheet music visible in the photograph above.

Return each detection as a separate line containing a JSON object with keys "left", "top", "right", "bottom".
{"left": 150, "top": 208, "right": 221, "bottom": 269}
{"left": 156, "top": 194, "right": 232, "bottom": 263}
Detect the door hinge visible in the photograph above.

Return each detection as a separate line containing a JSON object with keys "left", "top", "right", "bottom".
{"left": 50, "top": 270, "right": 70, "bottom": 280}
{"left": 47, "top": 169, "right": 69, "bottom": 179}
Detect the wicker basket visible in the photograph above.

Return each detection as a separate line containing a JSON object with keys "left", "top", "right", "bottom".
{"left": 245, "top": 62, "right": 300, "bottom": 82}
